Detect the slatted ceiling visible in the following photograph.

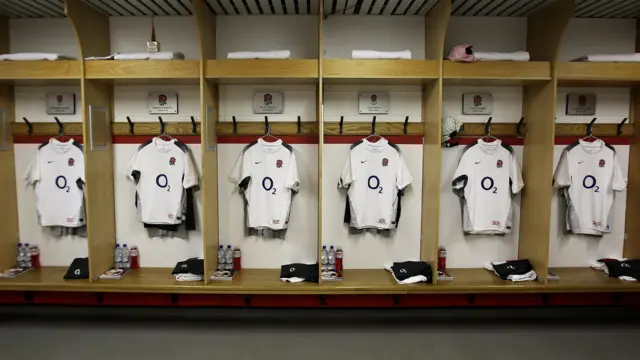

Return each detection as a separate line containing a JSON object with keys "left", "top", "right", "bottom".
{"left": 575, "top": 0, "right": 640, "bottom": 18}
{"left": 415, "top": 0, "right": 438, "bottom": 15}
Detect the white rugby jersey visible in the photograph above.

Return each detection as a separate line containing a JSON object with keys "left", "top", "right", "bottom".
{"left": 554, "top": 139, "right": 626, "bottom": 235}
{"left": 339, "top": 138, "right": 412, "bottom": 230}
{"left": 125, "top": 137, "right": 198, "bottom": 225}
{"left": 229, "top": 138, "right": 299, "bottom": 230}
{"left": 452, "top": 139, "right": 524, "bottom": 235}
{"left": 24, "top": 138, "right": 86, "bottom": 227}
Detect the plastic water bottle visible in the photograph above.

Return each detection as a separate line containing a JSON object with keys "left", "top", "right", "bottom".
{"left": 217, "top": 245, "right": 225, "bottom": 270}
{"left": 121, "top": 244, "right": 130, "bottom": 269}
{"left": 328, "top": 246, "right": 336, "bottom": 272}
{"left": 225, "top": 245, "right": 233, "bottom": 270}
{"left": 114, "top": 244, "right": 121, "bottom": 268}
{"left": 321, "top": 245, "right": 328, "bottom": 272}
{"left": 16, "top": 243, "right": 24, "bottom": 267}
{"left": 23, "top": 243, "right": 32, "bottom": 268}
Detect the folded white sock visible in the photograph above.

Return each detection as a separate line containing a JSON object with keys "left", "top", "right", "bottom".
{"left": 474, "top": 51, "right": 530, "bottom": 62}
{"left": 174, "top": 273, "right": 203, "bottom": 282}
{"left": 227, "top": 50, "right": 291, "bottom": 59}
{"left": 0, "top": 53, "right": 74, "bottom": 61}
{"left": 575, "top": 54, "right": 640, "bottom": 62}
{"left": 384, "top": 265, "right": 428, "bottom": 284}
{"left": 351, "top": 50, "right": 412, "bottom": 60}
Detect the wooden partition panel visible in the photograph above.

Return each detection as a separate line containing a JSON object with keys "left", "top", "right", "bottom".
{"left": 518, "top": 0, "right": 574, "bottom": 282}
{"left": 0, "top": 17, "right": 18, "bottom": 270}
{"left": 421, "top": 0, "right": 450, "bottom": 276}
{"left": 67, "top": 0, "right": 115, "bottom": 280}
{"left": 194, "top": 0, "right": 219, "bottom": 282}
{"left": 317, "top": 0, "right": 324, "bottom": 280}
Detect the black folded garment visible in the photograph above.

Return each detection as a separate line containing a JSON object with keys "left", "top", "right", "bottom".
{"left": 492, "top": 259, "right": 534, "bottom": 280}
{"left": 390, "top": 261, "right": 433, "bottom": 283}
{"left": 64, "top": 257, "right": 89, "bottom": 279}
{"left": 601, "top": 259, "right": 640, "bottom": 280}
{"left": 280, "top": 263, "right": 319, "bottom": 283}
{"left": 172, "top": 258, "right": 204, "bottom": 275}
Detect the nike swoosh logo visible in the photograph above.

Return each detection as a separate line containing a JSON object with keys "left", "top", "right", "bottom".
{"left": 47, "top": 161, "right": 54, "bottom": 163}
{"left": 255, "top": 162, "right": 261, "bottom": 164}
{"left": 578, "top": 161, "right": 584, "bottom": 164}
{"left": 475, "top": 161, "right": 482, "bottom": 164}
{"left": 361, "top": 161, "right": 367, "bottom": 163}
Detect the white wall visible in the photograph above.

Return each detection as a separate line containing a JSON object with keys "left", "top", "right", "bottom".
{"left": 219, "top": 85, "right": 316, "bottom": 122}
{"left": 444, "top": 17, "right": 527, "bottom": 55}
{"left": 558, "top": 18, "right": 636, "bottom": 62}
{"left": 9, "top": 18, "right": 79, "bottom": 57}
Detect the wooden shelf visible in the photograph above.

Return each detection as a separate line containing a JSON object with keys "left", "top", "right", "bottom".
{"left": 208, "top": 269, "right": 320, "bottom": 294}
{"left": 0, "top": 61, "right": 80, "bottom": 84}
{"left": 557, "top": 62, "right": 640, "bottom": 86}
{"left": 547, "top": 268, "right": 640, "bottom": 292}
{"left": 323, "top": 59, "right": 439, "bottom": 84}
{"left": 0, "top": 267, "right": 90, "bottom": 291}
{"left": 205, "top": 59, "right": 318, "bottom": 84}
{"left": 92, "top": 268, "right": 205, "bottom": 293}
{"left": 435, "top": 268, "right": 547, "bottom": 293}
{"left": 443, "top": 61, "right": 551, "bottom": 85}
{"left": 85, "top": 60, "right": 200, "bottom": 83}
{"left": 320, "top": 269, "right": 430, "bottom": 294}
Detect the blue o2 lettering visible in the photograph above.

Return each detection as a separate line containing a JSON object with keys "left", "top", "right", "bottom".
{"left": 262, "top": 177, "right": 276, "bottom": 195}
{"left": 55, "top": 175, "right": 70, "bottom": 193}
{"left": 368, "top": 175, "right": 383, "bottom": 194}
{"left": 156, "top": 174, "right": 170, "bottom": 192}
{"left": 481, "top": 176, "right": 497, "bottom": 194}
{"left": 583, "top": 175, "right": 599, "bottom": 192}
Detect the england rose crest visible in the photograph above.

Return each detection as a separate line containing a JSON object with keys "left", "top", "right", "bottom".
{"left": 276, "top": 159, "right": 283, "bottom": 168}
{"left": 382, "top": 158, "right": 389, "bottom": 167}
{"left": 169, "top": 157, "right": 176, "bottom": 166}
{"left": 496, "top": 159, "right": 503, "bottom": 168}
{"left": 473, "top": 95, "right": 483, "bottom": 107}
{"left": 68, "top": 158, "right": 74, "bottom": 167}
{"left": 599, "top": 159, "right": 605, "bottom": 167}
{"left": 158, "top": 94, "right": 168, "bottom": 106}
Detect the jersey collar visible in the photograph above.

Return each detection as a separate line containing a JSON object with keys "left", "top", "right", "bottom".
{"left": 578, "top": 139, "right": 604, "bottom": 154}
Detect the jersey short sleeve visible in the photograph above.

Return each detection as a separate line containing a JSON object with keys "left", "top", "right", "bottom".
{"left": 229, "top": 148, "right": 252, "bottom": 190}
{"left": 553, "top": 150, "right": 571, "bottom": 188}
{"left": 183, "top": 152, "right": 198, "bottom": 189}
{"left": 285, "top": 151, "right": 300, "bottom": 192}
{"left": 510, "top": 152, "right": 524, "bottom": 194}
{"left": 396, "top": 155, "right": 413, "bottom": 190}
{"left": 24, "top": 153, "right": 41, "bottom": 185}
{"left": 452, "top": 150, "right": 470, "bottom": 192}
{"left": 125, "top": 151, "right": 140, "bottom": 182}
{"left": 339, "top": 153, "right": 354, "bottom": 188}
{"left": 612, "top": 153, "right": 627, "bottom": 192}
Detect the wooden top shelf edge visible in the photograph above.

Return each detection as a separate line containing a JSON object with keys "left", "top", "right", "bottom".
{"left": 323, "top": 59, "right": 439, "bottom": 79}
{"left": 443, "top": 61, "right": 551, "bottom": 82}
{"left": 85, "top": 60, "right": 200, "bottom": 79}
{"left": 557, "top": 62, "right": 640, "bottom": 84}
{"left": 205, "top": 59, "right": 318, "bottom": 79}
{"left": 0, "top": 60, "right": 81, "bottom": 80}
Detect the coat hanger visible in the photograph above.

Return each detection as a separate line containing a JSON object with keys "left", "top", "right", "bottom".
{"left": 53, "top": 117, "right": 71, "bottom": 142}
{"left": 365, "top": 116, "right": 382, "bottom": 142}
{"left": 157, "top": 116, "right": 174, "bottom": 141}
{"left": 481, "top": 117, "right": 498, "bottom": 143}
{"left": 581, "top": 118, "right": 598, "bottom": 143}
{"left": 260, "top": 116, "right": 278, "bottom": 142}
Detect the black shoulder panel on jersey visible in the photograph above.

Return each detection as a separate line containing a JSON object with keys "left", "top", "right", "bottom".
{"left": 131, "top": 170, "right": 141, "bottom": 185}
{"left": 462, "top": 140, "right": 478, "bottom": 154}
{"left": 174, "top": 139, "right": 189, "bottom": 153}
{"left": 243, "top": 140, "right": 258, "bottom": 152}
{"left": 565, "top": 141, "right": 580, "bottom": 151}
{"left": 350, "top": 140, "right": 363, "bottom": 150}
{"left": 388, "top": 141, "right": 400, "bottom": 153}
{"left": 238, "top": 176, "right": 251, "bottom": 192}
{"left": 282, "top": 141, "right": 293, "bottom": 152}
{"left": 500, "top": 142, "right": 515, "bottom": 155}
{"left": 38, "top": 141, "right": 49, "bottom": 150}
{"left": 72, "top": 140, "right": 83, "bottom": 151}
{"left": 605, "top": 143, "right": 616, "bottom": 153}
{"left": 138, "top": 139, "right": 153, "bottom": 151}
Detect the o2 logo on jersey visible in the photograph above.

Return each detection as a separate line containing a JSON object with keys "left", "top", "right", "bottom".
{"left": 262, "top": 177, "right": 276, "bottom": 195}
{"left": 276, "top": 159, "right": 283, "bottom": 168}
{"left": 169, "top": 157, "right": 176, "bottom": 166}
{"left": 368, "top": 175, "right": 383, "bottom": 194}
{"left": 55, "top": 175, "right": 71, "bottom": 193}
{"left": 496, "top": 159, "right": 503, "bottom": 168}
{"left": 68, "top": 158, "right": 74, "bottom": 167}
{"left": 481, "top": 176, "right": 497, "bottom": 194}
{"left": 156, "top": 174, "right": 171, "bottom": 192}
{"left": 583, "top": 175, "right": 600, "bottom": 192}
{"left": 599, "top": 159, "right": 605, "bottom": 168}
{"left": 382, "top": 158, "right": 389, "bottom": 167}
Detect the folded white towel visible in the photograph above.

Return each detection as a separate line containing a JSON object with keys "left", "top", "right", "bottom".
{"left": 227, "top": 50, "right": 291, "bottom": 59}
{"left": 574, "top": 53, "right": 640, "bottom": 62}
{"left": 474, "top": 51, "right": 530, "bottom": 62}
{"left": 280, "top": 277, "right": 305, "bottom": 283}
{"left": 85, "top": 53, "right": 119, "bottom": 60}
{"left": 590, "top": 258, "right": 637, "bottom": 281}
{"left": 0, "top": 53, "right": 74, "bottom": 61}
{"left": 384, "top": 265, "right": 428, "bottom": 284}
{"left": 351, "top": 50, "right": 412, "bottom": 60}
{"left": 483, "top": 262, "right": 537, "bottom": 282}
{"left": 174, "top": 273, "right": 203, "bottom": 282}
{"left": 111, "top": 52, "right": 185, "bottom": 60}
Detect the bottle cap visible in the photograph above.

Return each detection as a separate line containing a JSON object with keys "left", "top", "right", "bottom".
{"left": 116, "top": 244, "right": 120, "bottom": 247}
{"left": 18, "top": 243, "right": 22, "bottom": 246}
{"left": 322, "top": 245, "right": 326, "bottom": 249}
{"left": 330, "top": 245, "right": 334, "bottom": 249}
{"left": 227, "top": 245, "right": 232, "bottom": 248}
